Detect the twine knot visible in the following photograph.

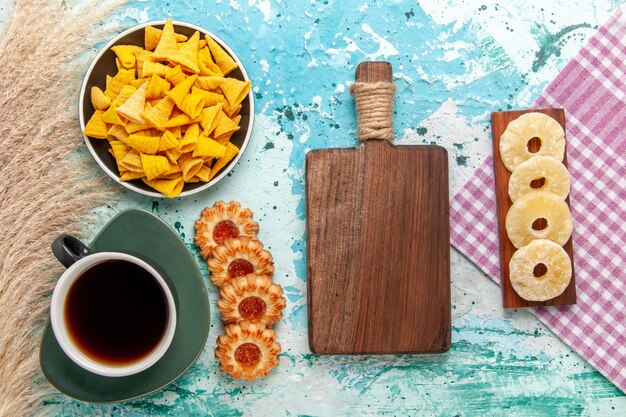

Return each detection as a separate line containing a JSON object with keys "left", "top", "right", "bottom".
{"left": 350, "top": 81, "right": 396, "bottom": 141}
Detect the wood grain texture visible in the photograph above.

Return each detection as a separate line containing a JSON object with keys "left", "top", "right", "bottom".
{"left": 491, "top": 108, "right": 577, "bottom": 308}
{"left": 355, "top": 60, "right": 392, "bottom": 82}
{"left": 306, "top": 62, "right": 451, "bottom": 354}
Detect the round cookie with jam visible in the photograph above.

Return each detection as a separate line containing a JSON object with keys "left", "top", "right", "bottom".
{"left": 208, "top": 236, "right": 274, "bottom": 286}
{"left": 218, "top": 274, "right": 286, "bottom": 326}
{"left": 194, "top": 201, "right": 259, "bottom": 259}
{"left": 214, "top": 321, "right": 281, "bottom": 380}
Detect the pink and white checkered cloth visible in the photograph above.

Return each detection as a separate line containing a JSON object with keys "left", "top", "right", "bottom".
{"left": 450, "top": 8, "right": 626, "bottom": 392}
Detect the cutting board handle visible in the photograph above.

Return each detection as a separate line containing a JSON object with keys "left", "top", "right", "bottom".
{"left": 351, "top": 61, "right": 395, "bottom": 142}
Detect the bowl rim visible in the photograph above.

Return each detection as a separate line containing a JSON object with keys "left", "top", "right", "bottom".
{"left": 79, "top": 20, "right": 255, "bottom": 198}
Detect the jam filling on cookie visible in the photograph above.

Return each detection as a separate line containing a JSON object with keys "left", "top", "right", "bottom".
{"left": 227, "top": 259, "right": 254, "bottom": 278}
{"left": 238, "top": 296, "right": 267, "bottom": 321}
{"left": 213, "top": 220, "right": 240, "bottom": 245}
{"left": 234, "top": 342, "right": 262, "bottom": 367}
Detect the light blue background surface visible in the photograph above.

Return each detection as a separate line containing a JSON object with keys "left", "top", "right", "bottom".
{"left": 33, "top": 0, "right": 626, "bottom": 415}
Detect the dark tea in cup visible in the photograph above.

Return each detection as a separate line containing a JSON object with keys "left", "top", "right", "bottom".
{"left": 50, "top": 235, "right": 176, "bottom": 377}
{"left": 65, "top": 259, "right": 168, "bottom": 366}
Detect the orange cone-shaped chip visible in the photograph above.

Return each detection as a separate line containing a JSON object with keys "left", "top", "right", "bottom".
{"left": 141, "top": 61, "right": 169, "bottom": 78}
{"left": 146, "top": 74, "right": 171, "bottom": 99}
{"left": 113, "top": 85, "right": 137, "bottom": 106}
{"left": 101, "top": 103, "right": 127, "bottom": 126}
{"left": 91, "top": 86, "right": 111, "bottom": 111}
{"left": 194, "top": 164, "right": 211, "bottom": 182}
{"left": 145, "top": 24, "right": 188, "bottom": 51}
{"left": 107, "top": 124, "right": 129, "bottom": 142}
{"left": 179, "top": 91, "right": 205, "bottom": 119}
{"left": 193, "top": 133, "right": 227, "bottom": 158}
{"left": 111, "top": 45, "right": 142, "bottom": 69}
{"left": 116, "top": 82, "right": 148, "bottom": 124}
{"left": 120, "top": 149, "right": 143, "bottom": 172}
{"left": 207, "top": 142, "right": 240, "bottom": 181}
{"left": 179, "top": 123, "right": 200, "bottom": 153}
{"left": 129, "top": 77, "right": 150, "bottom": 88}
{"left": 167, "top": 126, "right": 182, "bottom": 139}
{"left": 151, "top": 19, "right": 178, "bottom": 60}
{"left": 165, "top": 65, "right": 186, "bottom": 86}
{"left": 120, "top": 170, "right": 146, "bottom": 181}
{"left": 125, "top": 133, "right": 160, "bottom": 154}
{"left": 104, "top": 68, "right": 135, "bottom": 99}
{"left": 165, "top": 146, "right": 183, "bottom": 163}
{"left": 192, "top": 87, "right": 225, "bottom": 106}
{"left": 167, "top": 74, "right": 198, "bottom": 108}
{"left": 157, "top": 130, "right": 180, "bottom": 151}
{"left": 163, "top": 110, "right": 201, "bottom": 128}
{"left": 198, "top": 46, "right": 223, "bottom": 76}
{"left": 213, "top": 110, "right": 240, "bottom": 138}
{"left": 205, "top": 35, "right": 238, "bottom": 75}
{"left": 170, "top": 31, "right": 200, "bottom": 74}
{"left": 220, "top": 78, "right": 251, "bottom": 108}
{"left": 142, "top": 96, "right": 175, "bottom": 130}
{"left": 200, "top": 103, "right": 223, "bottom": 136}
{"left": 142, "top": 177, "right": 184, "bottom": 198}
{"left": 195, "top": 75, "right": 226, "bottom": 91}
{"left": 134, "top": 49, "right": 153, "bottom": 77}
{"left": 108, "top": 139, "right": 130, "bottom": 161}
{"left": 83, "top": 110, "right": 109, "bottom": 139}
{"left": 224, "top": 103, "right": 242, "bottom": 118}
{"left": 140, "top": 153, "right": 170, "bottom": 180}
{"left": 179, "top": 153, "right": 204, "bottom": 181}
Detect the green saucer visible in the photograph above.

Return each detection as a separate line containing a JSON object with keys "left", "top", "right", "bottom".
{"left": 40, "top": 209, "right": 210, "bottom": 403}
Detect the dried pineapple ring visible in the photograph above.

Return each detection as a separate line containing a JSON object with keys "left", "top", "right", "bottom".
{"left": 505, "top": 191, "right": 573, "bottom": 248}
{"left": 499, "top": 112, "right": 565, "bottom": 171}
{"left": 509, "top": 239, "right": 572, "bottom": 301}
{"left": 508, "top": 156, "right": 570, "bottom": 202}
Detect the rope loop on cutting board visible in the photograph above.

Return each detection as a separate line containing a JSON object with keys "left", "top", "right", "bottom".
{"left": 350, "top": 81, "right": 396, "bottom": 141}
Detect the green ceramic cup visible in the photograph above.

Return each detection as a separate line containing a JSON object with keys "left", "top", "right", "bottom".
{"left": 49, "top": 235, "right": 177, "bottom": 378}
{"left": 41, "top": 210, "right": 210, "bottom": 402}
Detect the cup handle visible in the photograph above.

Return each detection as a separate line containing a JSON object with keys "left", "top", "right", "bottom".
{"left": 51, "top": 235, "right": 94, "bottom": 268}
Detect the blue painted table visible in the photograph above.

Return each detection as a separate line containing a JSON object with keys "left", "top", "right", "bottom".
{"left": 39, "top": 1, "right": 626, "bottom": 415}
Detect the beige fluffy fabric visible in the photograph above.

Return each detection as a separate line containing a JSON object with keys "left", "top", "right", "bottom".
{"left": 0, "top": 1, "right": 126, "bottom": 415}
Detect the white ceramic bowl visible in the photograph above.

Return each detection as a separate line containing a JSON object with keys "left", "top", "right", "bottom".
{"left": 79, "top": 21, "right": 254, "bottom": 198}
{"left": 50, "top": 252, "right": 177, "bottom": 377}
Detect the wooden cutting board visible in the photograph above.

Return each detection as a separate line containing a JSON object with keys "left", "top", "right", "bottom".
{"left": 306, "top": 62, "right": 451, "bottom": 355}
